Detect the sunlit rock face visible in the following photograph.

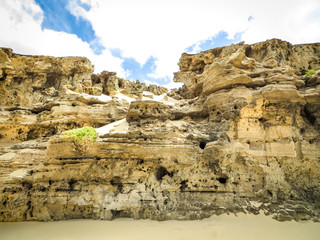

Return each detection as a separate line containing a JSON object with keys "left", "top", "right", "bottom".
{"left": 1, "top": 39, "right": 320, "bottom": 222}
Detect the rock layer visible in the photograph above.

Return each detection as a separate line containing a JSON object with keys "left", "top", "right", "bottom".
{"left": 1, "top": 39, "right": 320, "bottom": 222}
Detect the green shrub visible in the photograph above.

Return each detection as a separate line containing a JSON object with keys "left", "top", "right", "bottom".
{"left": 61, "top": 126, "right": 97, "bottom": 142}
{"left": 304, "top": 69, "right": 316, "bottom": 77}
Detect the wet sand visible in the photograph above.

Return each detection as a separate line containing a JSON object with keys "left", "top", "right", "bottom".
{"left": 0, "top": 213, "right": 319, "bottom": 240}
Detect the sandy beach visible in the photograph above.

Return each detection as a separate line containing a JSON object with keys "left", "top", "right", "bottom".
{"left": 0, "top": 213, "right": 319, "bottom": 240}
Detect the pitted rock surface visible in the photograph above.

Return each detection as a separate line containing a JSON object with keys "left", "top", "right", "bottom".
{"left": 1, "top": 39, "right": 320, "bottom": 222}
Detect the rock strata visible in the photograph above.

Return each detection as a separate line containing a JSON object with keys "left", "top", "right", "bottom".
{"left": 0, "top": 39, "right": 320, "bottom": 222}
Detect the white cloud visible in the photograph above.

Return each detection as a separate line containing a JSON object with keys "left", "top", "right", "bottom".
{"left": 1, "top": 0, "right": 319, "bottom": 86}
{"left": 188, "top": 41, "right": 203, "bottom": 55}
{"left": 241, "top": 0, "right": 320, "bottom": 44}
{"left": 163, "top": 81, "right": 183, "bottom": 90}
{"left": 0, "top": 0, "right": 126, "bottom": 76}
{"left": 67, "top": 0, "right": 91, "bottom": 21}
{"left": 84, "top": 0, "right": 319, "bottom": 79}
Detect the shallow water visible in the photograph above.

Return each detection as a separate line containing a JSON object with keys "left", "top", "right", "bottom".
{"left": 0, "top": 213, "right": 319, "bottom": 240}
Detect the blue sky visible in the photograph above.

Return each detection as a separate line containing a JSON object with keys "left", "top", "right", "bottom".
{"left": 34, "top": 0, "right": 243, "bottom": 85}
{"left": 1, "top": 0, "right": 320, "bottom": 88}
{"left": 34, "top": 0, "right": 105, "bottom": 54}
{"left": 185, "top": 32, "right": 243, "bottom": 53}
{"left": 110, "top": 31, "right": 243, "bottom": 85}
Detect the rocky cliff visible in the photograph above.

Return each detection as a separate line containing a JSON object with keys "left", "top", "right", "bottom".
{"left": 0, "top": 39, "right": 319, "bottom": 222}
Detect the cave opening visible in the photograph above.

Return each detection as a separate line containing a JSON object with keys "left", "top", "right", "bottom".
{"left": 110, "top": 176, "right": 123, "bottom": 192}
{"left": 199, "top": 141, "right": 207, "bottom": 149}
{"left": 301, "top": 106, "right": 316, "bottom": 126}
{"left": 111, "top": 210, "right": 123, "bottom": 218}
{"left": 22, "top": 181, "right": 33, "bottom": 190}
{"left": 180, "top": 180, "right": 187, "bottom": 192}
{"left": 217, "top": 177, "right": 227, "bottom": 184}
{"left": 245, "top": 46, "right": 252, "bottom": 57}
{"left": 68, "top": 178, "right": 77, "bottom": 190}
{"left": 155, "top": 166, "right": 171, "bottom": 181}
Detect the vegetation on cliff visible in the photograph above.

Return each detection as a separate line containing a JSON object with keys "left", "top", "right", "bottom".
{"left": 61, "top": 126, "right": 98, "bottom": 142}
{"left": 305, "top": 69, "right": 316, "bottom": 77}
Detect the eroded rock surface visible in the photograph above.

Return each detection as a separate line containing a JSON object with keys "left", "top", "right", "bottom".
{"left": 1, "top": 39, "right": 320, "bottom": 222}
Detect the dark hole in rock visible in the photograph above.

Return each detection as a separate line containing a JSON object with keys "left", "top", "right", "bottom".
{"left": 12, "top": 76, "right": 23, "bottom": 84}
{"left": 300, "top": 128, "right": 305, "bottom": 134}
{"left": 267, "top": 190, "right": 273, "bottom": 196}
{"left": 301, "top": 106, "right": 316, "bottom": 126}
{"left": 217, "top": 177, "right": 227, "bottom": 184}
{"left": 0, "top": 69, "right": 7, "bottom": 81}
{"left": 26, "top": 129, "right": 37, "bottom": 140}
{"left": 195, "top": 60, "right": 205, "bottom": 74}
{"left": 22, "top": 181, "right": 32, "bottom": 190}
{"left": 111, "top": 210, "right": 122, "bottom": 218}
{"left": 44, "top": 73, "right": 61, "bottom": 89}
{"left": 110, "top": 176, "right": 123, "bottom": 192}
{"left": 258, "top": 118, "right": 267, "bottom": 123}
{"left": 245, "top": 46, "right": 252, "bottom": 57}
{"left": 199, "top": 141, "right": 207, "bottom": 149}
{"left": 137, "top": 159, "right": 144, "bottom": 165}
{"left": 0, "top": 134, "right": 3, "bottom": 139}
{"left": 48, "top": 180, "right": 52, "bottom": 186}
{"left": 91, "top": 74, "right": 101, "bottom": 85}
{"left": 155, "top": 166, "right": 171, "bottom": 181}
{"left": 68, "top": 179, "right": 77, "bottom": 190}
{"left": 180, "top": 180, "right": 187, "bottom": 192}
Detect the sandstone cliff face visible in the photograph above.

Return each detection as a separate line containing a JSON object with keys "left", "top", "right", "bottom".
{"left": 0, "top": 48, "right": 166, "bottom": 142}
{"left": 0, "top": 39, "right": 319, "bottom": 222}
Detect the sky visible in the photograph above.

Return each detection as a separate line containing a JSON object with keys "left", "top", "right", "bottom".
{"left": 1, "top": 0, "right": 320, "bottom": 88}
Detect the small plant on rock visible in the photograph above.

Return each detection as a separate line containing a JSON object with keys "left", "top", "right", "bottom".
{"left": 61, "top": 126, "right": 97, "bottom": 142}
{"left": 61, "top": 126, "right": 98, "bottom": 152}
{"left": 304, "top": 69, "right": 316, "bottom": 77}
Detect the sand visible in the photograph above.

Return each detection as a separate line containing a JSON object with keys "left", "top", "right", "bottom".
{"left": 0, "top": 213, "right": 319, "bottom": 240}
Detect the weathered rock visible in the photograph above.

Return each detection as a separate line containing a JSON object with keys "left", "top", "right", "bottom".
{"left": 174, "top": 39, "right": 320, "bottom": 95}
{"left": 0, "top": 50, "right": 158, "bottom": 142}
{"left": 91, "top": 71, "right": 168, "bottom": 97}
{"left": 127, "top": 100, "right": 172, "bottom": 122}
{"left": 0, "top": 48, "right": 94, "bottom": 107}
{"left": 0, "top": 39, "right": 320, "bottom": 222}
